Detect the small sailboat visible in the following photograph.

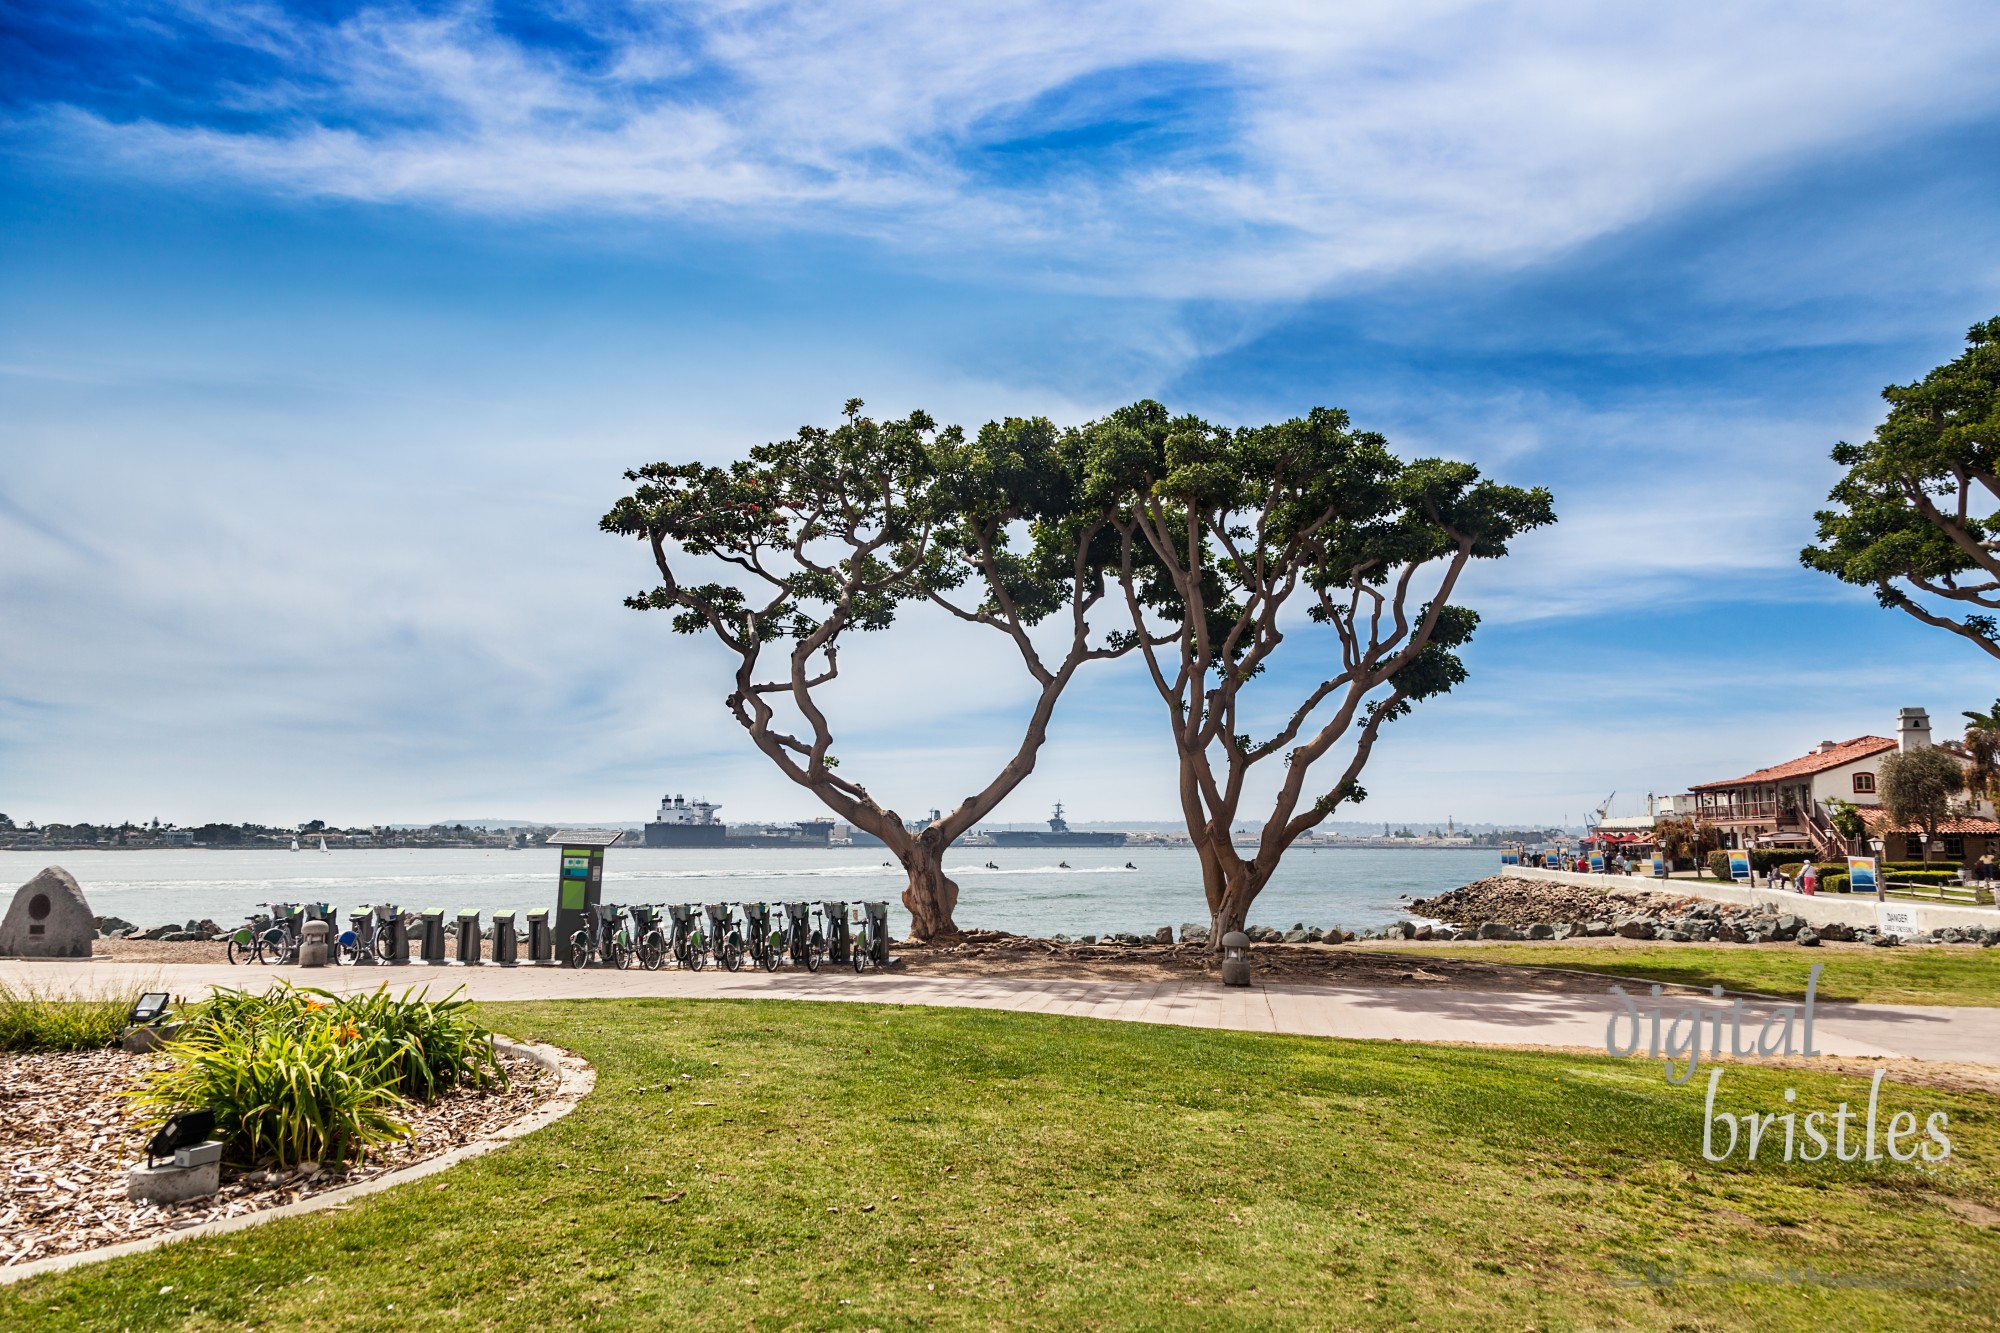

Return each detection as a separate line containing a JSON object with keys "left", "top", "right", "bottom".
{"left": 318, "top": 835, "right": 330, "bottom": 853}
{"left": 290, "top": 838, "right": 300, "bottom": 852}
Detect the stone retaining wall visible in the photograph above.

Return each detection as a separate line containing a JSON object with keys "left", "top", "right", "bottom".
{"left": 1507, "top": 865, "right": 2000, "bottom": 932}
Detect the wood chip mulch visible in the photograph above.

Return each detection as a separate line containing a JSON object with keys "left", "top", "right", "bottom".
{"left": 0, "top": 1046, "right": 552, "bottom": 1269}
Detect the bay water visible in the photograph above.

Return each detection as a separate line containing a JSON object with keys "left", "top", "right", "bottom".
{"left": 1, "top": 845, "right": 1496, "bottom": 939}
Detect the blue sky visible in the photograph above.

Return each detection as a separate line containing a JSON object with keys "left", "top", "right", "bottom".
{"left": 6, "top": 0, "right": 2000, "bottom": 829}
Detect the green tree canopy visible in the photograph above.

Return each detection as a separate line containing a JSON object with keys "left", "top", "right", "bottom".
{"left": 602, "top": 401, "right": 1135, "bottom": 938}
{"left": 1079, "top": 400, "right": 1554, "bottom": 942}
{"left": 1877, "top": 746, "right": 1965, "bottom": 863}
{"left": 1803, "top": 319, "right": 2000, "bottom": 660}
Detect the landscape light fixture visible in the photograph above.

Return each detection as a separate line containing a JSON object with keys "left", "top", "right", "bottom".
{"left": 128, "top": 993, "right": 171, "bottom": 1026}
{"left": 1220, "top": 931, "right": 1252, "bottom": 987}
{"left": 145, "top": 1110, "right": 215, "bottom": 1167}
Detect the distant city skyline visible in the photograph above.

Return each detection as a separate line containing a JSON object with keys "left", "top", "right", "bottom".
{"left": 6, "top": 4, "right": 2000, "bottom": 828}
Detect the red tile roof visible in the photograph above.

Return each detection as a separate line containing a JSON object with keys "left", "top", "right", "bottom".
{"left": 1691, "top": 737, "right": 1897, "bottom": 791}
{"left": 1859, "top": 808, "right": 2000, "bottom": 835}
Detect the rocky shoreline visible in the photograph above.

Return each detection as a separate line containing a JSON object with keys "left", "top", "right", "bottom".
{"left": 1410, "top": 876, "right": 1998, "bottom": 948}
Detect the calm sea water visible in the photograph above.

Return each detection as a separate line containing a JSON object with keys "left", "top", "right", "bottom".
{"left": 1, "top": 845, "right": 1497, "bottom": 938}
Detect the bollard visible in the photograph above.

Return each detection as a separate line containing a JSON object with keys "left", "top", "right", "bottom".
{"left": 298, "top": 919, "right": 331, "bottom": 969}
{"left": 525, "top": 908, "right": 553, "bottom": 964}
{"left": 418, "top": 908, "right": 447, "bottom": 965}
{"left": 1219, "top": 931, "right": 1252, "bottom": 987}
{"left": 348, "top": 907, "right": 376, "bottom": 966}
{"left": 381, "top": 905, "right": 410, "bottom": 964}
{"left": 492, "top": 911, "right": 518, "bottom": 965}
{"left": 455, "top": 909, "right": 482, "bottom": 965}
{"left": 821, "top": 900, "right": 851, "bottom": 966}
{"left": 863, "top": 901, "right": 892, "bottom": 965}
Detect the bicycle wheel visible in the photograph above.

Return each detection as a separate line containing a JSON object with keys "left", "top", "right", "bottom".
{"left": 687, "top": 930, "right": 707, "bottom": 971}
{"left": 804, "top": 930, "right": 822, "bottom": 973}
{"left": 719, "top": 931, "right": 742, "bottom": 972}
{"left": 376, "top": 930, "right": 400, "bottom": 964}
{"left": 337, "top": 933, "right": 359, "bottom": 966}
{"left": 227, "top": 930, "right": 253, "bottom": 965}
{"left": 640, "top": 930, "right": 667, "bottom": 971}
{"left": 567, "top": 931, "right": 592, "bottom": 969}
{"left": 761, "top": 933, "right": 783, "bottom": 972}
{"left": 257, "top": 929, "right": 291, "bottom": 965}
{"left": 850, "top": 933, "right": 868, "bottom": 973}
{"left": 615, "top": 931, "right": 636, "bottom": 970}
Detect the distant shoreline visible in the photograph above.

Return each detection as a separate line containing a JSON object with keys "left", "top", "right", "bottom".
{"left": 1, "top": 841, "right": 1496, "bottom": 854}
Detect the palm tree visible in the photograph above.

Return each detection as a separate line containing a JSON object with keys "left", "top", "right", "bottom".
{"left": 1963, "top": 701, "right": 2000, "bottom": 808}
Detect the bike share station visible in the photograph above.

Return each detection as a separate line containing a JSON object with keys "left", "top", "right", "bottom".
{"left": 229, "top": 826, "right": 903, "bottom": 974}
{"left": 552, "top": 830, "right": 623, "bottom": 967}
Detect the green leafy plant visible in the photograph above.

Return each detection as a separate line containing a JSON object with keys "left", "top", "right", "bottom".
{"left": 134, "top": 1014, "right": 411, "bottom": 1166}
{"left": 332, "top": 985, "right": 504, "bottom": 1100}
{"left": 0, "top": 978, "right": 143, "bottom": 1051}
{"left": 135, "top": 984, "right": 504, "bottom": 1167}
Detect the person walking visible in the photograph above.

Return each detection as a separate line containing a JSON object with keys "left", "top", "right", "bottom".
{"left": 1800, "top": 859, "right": 1817, "bottom": 896}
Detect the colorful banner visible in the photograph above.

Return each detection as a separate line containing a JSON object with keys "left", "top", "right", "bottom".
{"left": 1588, "top": 853, "right": 1606, "bottom": 872}
{"left": 1848, "top": 855, "right": 1879, "bottom": 896}
{"left": 1727, "top": 849, "right": 1752, "bottom": 882}
{"left": 1500, "top": 851, "right": 1520, "bottom": 865}
{"left": 1650, "top": 856, "right": 1667, "bottom": 878}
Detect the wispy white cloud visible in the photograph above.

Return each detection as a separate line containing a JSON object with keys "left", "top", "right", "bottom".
{"left": 30, "top": 1, "right": 2000, "bottom": 297}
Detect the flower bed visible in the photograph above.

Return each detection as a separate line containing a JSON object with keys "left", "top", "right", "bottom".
{"left": 1, "top": 1044, "right": 552, "bottom": 1269}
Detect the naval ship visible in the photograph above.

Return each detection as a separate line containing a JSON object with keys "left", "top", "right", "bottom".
{"left": 643, "top": 794, "right": 835, "bottom": 849}
{"left": 987, "top": 803, "right": 1127, "bottom": 848}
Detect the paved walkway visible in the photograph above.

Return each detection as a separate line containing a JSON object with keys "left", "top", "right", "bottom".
{"left": 9, "top": 957, "right": 1999, "bottom": 1068}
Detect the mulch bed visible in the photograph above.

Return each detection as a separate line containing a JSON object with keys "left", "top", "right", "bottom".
{"left": 1, "top": 1046, "right": 552, "bottom": 1269}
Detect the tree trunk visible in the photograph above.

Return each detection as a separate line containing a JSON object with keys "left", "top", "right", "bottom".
{"left": 900, "top": 842, "right": 962, "bottom": 940}
{"left": 1205, "top": 864, "right": 1260, "bottom": 954}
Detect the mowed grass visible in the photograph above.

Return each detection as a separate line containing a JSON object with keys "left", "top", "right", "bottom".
{"left": 5, "top": 999, "right": 1998, "bottom": 1332}
{"left": 1379, "top": 942, "right": 2000, "bottom": 1006}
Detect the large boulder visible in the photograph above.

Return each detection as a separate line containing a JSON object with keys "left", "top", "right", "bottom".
{"left": 0, "top": 866, "right": 94, "bottom": 959}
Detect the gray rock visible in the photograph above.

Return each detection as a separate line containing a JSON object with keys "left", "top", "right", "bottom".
{"left": 1283, "top": 929, "right": 1309, "bottom": 944}
{"left": 1525, "top": 923, "right": 1554, "bottom": 940}
{"left": 1477, "top": 922, "right": 1519, "bottom": 940}
{"left": 1305, "top": 927, "right": 1325, "bottom": 943}
{"left": 1178, "top": 924, "right": 1210, "bottom": 944}
{"left": 1584, "top": 921, "right": 1613, "bottom": 937}
{"left": 1872, "top": 932, "right": 1902, "bottom": 948}
{"left": 1114, "top": 932, "right": 1142, "bottom": 945}
{"left": 1413, "top": 924, "right": 1434, "bottom": 941}
{"left": 1078, "top": 934, "right": 1098, "bottom": 944}
{"left": 1550, "top": 923, "right": 1574, "bottom": 941}
{"left": 1050, "top": 933, "right": 1073, "bottom": 945}
{"left": 1615, "top": 921, "right": 1656, "bottom": 940}
{"left": 159, "top": 931, "right": 203, "bottom": 943}
{"left": 1152, "top": 926, "right": 1174, "bottom": 945}
{"left": 1656, "top": 929, "right": 1687, "bottom": 943}
{"left": 1796, "top": 928, "right": 1821, "bottom": 947}
{"left": 1773, "top": 915, "right": 1801, "bottom": 941}
{"left": 0, "top": 866, "right": 94, "bottom": 959}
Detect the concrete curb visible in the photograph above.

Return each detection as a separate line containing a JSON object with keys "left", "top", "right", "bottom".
{"left": 0, "top": 1036, "right": 595, "bottom": 1286}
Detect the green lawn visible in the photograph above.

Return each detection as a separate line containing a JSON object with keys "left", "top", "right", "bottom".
{"left": 1383, "top": 943, "right": 2000, "bottom": 1006}
{"left": 6, "top": 999, "right": 1998, "bottom": 1331}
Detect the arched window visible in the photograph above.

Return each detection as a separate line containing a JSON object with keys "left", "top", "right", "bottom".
{"left": 1853, "top": 772, "right": 1877, "bottom": 794}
